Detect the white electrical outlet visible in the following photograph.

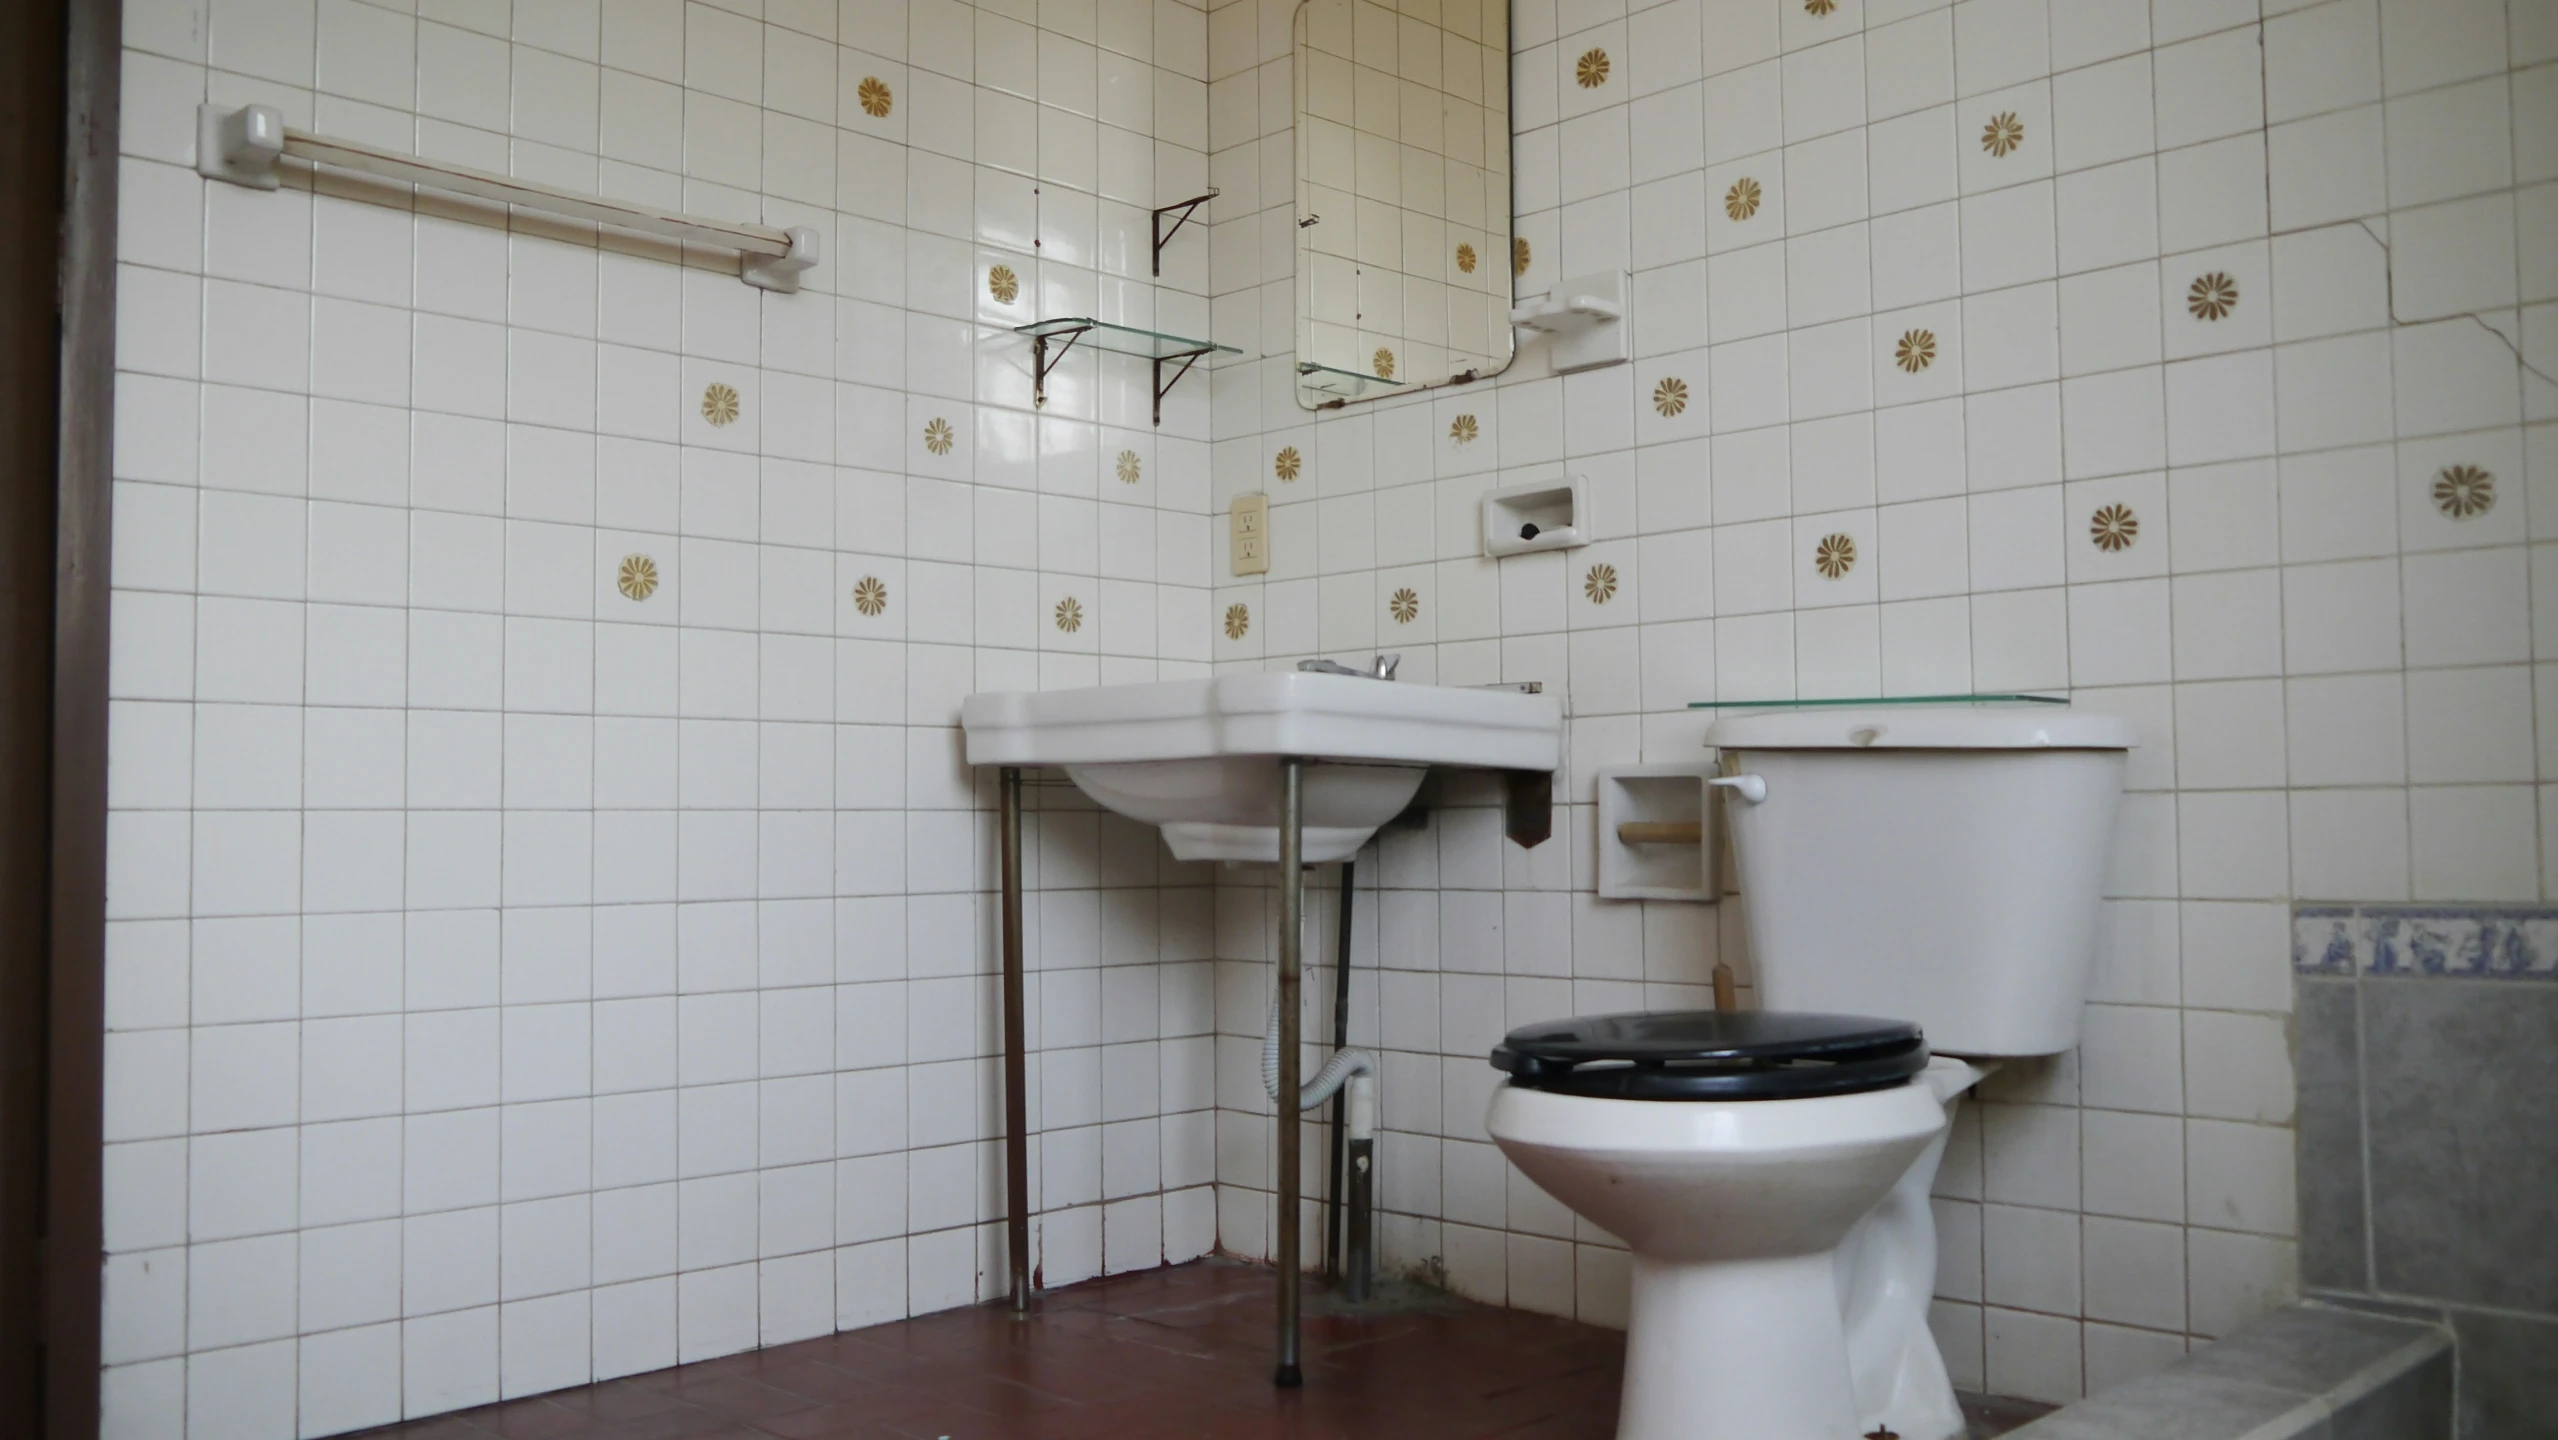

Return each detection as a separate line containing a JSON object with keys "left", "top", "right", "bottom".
{"left": 1230, "top": 492, "right": 1270, "bottom": 575}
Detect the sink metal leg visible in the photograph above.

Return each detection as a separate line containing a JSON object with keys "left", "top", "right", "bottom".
{"left": 1274, "top": 757, "right": 1304, "bottom": 1387}
{"left": 1000, "top": 766, "right": 1032, "bottom": 1314}
{"left": 1325, "top": 859, "right": 1353, "bottom": 1286}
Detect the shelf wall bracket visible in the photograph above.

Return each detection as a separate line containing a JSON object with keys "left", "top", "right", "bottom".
{"left": 1150, "top": 189, "right": 1219, "bottom": 277}
{"left": 1029, "top": 326, "right": 1088, "bottom": 410}
{"left": 1153, "top": 350, "right": 1205, "bottom": 427}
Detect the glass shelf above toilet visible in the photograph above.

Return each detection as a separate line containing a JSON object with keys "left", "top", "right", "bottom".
{"left": 1686, "top": 693, "right": 2070, "bottom": 709}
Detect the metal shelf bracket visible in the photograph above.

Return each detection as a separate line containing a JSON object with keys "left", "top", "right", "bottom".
{"left": 1150, "top": 189, "right": 1218, "bottom": 277}
{"left": 1151, "top": 349, "right": 1208, "bottom": 427}
{"left": 1029, "top": 327, "right": 1086, "bottom": 411}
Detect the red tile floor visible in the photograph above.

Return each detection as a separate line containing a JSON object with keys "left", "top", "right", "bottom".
{"left": 356, "top": 1260, "right": 2052, "bottom": 1439}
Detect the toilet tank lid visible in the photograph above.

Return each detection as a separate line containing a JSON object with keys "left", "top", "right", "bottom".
{"left": 1706, "top": 706, "right": 2137, "bottom": 751}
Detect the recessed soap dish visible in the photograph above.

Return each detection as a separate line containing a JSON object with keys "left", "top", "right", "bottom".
{"left": 1482, "top": 475, "right": 1589, "bottom": 557}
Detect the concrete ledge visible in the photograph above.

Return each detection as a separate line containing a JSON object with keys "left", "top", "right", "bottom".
{"left": 2006, "top": 1304, "right": 2451, "bottom": 1440}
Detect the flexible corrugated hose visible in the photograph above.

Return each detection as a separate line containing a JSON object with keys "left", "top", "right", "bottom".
{"left": 1264, "top": 893, "right": 1375, "bottom": 1112}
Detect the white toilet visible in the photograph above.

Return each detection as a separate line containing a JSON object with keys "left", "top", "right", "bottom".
{"left": 1487, "top": 707, "right": 2134, "bottom": 1440}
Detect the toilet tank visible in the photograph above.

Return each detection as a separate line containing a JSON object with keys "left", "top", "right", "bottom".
{"left": 1704, "top": 707, "right": 2136, "bottom": 1058}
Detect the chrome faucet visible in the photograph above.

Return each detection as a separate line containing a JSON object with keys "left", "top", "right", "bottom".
{"left": 1298, "top": 653, "right": 1401, "bottom": 680}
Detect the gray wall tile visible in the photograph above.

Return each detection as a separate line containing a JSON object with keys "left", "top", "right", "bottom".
{"left": 2450, "top": 1308, "right": 2558, "bottom": 1440}
{"left": 2294, "top": 978, "right": 2367, "bottom": 1294}
{"left": 2177, "top": 1303, "right": 2436, "bottom": 1397}
{"left": 2328, "top": 1348, "right": 2452, "bottom": 1440}
{"left": 2362, "top": 981, "right": 2558, "bottom": 1315}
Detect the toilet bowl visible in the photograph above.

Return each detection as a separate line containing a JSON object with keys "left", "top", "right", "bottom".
{"left": 1488, "top": 1017, "right": 1990, "bottom": 1440}
{"left": 1830, "top": 1057, "right": 1997, "bottom": 1436}
{"left": 1488, "top": 706, "right": 2134, "bottom": 1440}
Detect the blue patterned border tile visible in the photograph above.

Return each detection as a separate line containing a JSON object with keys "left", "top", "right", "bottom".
{"left": 2293, "top": 905, "right": 2558, "bottom": 981}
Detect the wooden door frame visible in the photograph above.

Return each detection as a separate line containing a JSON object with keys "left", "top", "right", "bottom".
{"left": 2, "top": 0, "right": 117, "bottom": 1433}
{"left": 51, "top": 0, "right": 117, "bottom": 1430}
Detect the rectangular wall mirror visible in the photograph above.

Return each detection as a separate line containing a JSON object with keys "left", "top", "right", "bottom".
{"left": 1293, "top": 0, "right": 1515, "bottom": 409}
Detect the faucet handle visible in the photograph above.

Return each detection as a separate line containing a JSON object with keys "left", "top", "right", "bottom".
{"left": 1372, "top": 653, "right": 1401, "bottom": 680}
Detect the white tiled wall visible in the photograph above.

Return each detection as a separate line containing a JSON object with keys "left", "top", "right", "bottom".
{"left": 1200, "top": 0, "right": 2555, "bottom": 1410}
{"left": 102, "top": 0, "right": 1230, "bottom": 1434}
{"left": 102, "top": 0, "right": 2558, "bottom": 1427}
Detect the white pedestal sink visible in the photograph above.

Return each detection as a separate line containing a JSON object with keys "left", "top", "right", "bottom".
{"left": 960, "top": 672, "right": 1563, "bottom": 862}
{"left": 962, "top": 670, "right": 1560, "bottom": 1379}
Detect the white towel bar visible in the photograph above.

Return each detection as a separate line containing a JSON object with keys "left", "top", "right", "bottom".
{"left": 195, "top": 103, "right": 819, "bottom": 293}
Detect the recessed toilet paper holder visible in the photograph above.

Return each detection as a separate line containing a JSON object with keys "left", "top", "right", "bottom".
{"left": 1596, "top": 761, "right": 1722, "bottom": 902}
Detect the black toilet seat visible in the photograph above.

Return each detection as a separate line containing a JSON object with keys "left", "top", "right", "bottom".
{"left": 1492, "top": 1010, "right": 1929, "bottom": 1101}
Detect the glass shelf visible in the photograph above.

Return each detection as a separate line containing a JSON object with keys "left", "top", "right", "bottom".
{"left": 1296, "top": 359, "right": 1409, "bottom": 400}
{"left": 1015, "top": 317, "right": 1238, "bottom": 361}
{"left": 1016, "top": 318, "right": 1239, "bottom": 425}
{"left": 1686, "top": 693, "right": 2069, "bottom": 710}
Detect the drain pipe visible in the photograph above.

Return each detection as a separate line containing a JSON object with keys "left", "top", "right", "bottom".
{"left": 1262, "top": 969, "right": 1377, "bottom": 1131}
{"left": 1342, "top": 1069, "right": 1375, "bottom": 1303}
{"left": 1263, "top": 854, "right": 1381, "bottom": 1360}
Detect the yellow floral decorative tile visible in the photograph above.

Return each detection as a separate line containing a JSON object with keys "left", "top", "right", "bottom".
{"left": 618, "top": 554, "right": 660, "bottom": 601}
{"left": 2433, "top": 464, "right": 2493, "bottom": 519}
{"left": 1813, "top": 533, "right": 1856, "bottom": 579}
{"left": 1982, "top": 111, "right": 2025, "bottom": 157}
{"left": 2089, "top": 505, "right": 2138, "bottom": 553}
{"left": 2187, "top": 272, "right": 2238, "bottom": 321}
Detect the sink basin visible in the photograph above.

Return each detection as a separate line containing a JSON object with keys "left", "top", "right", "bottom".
{"left": 961, "top": 673, "right": 1563, "bottom": 863}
